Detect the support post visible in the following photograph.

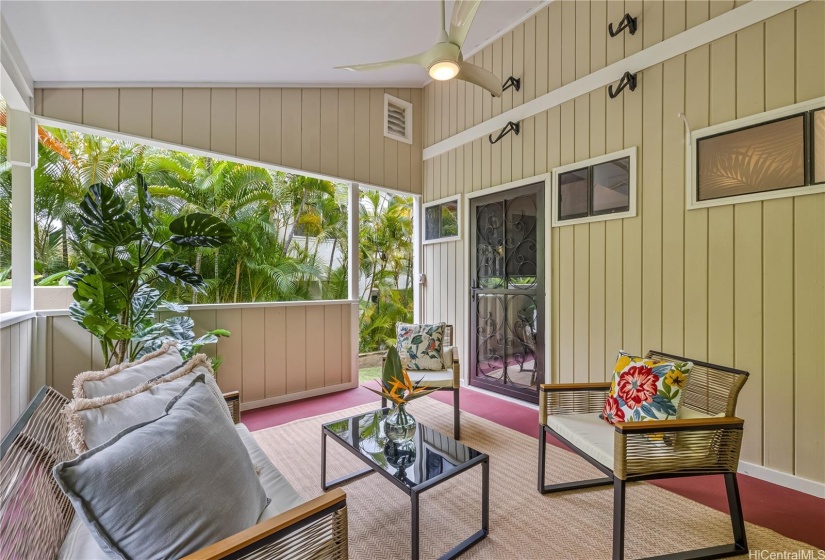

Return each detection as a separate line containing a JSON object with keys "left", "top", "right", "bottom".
{"left": 347, "top": 183, "right": 359, "bottom": 301}
{"left": 7, "top": 109, "right": 36, "bottom": 312}
{"left": 412, "top": 196, "right": 422, "bottom": 324}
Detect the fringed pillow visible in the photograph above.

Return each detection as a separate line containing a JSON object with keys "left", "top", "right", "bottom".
{"left": 65, "top": 355, "right": 230, "bottom": 455}
{"left": 72, "top": 341, "right": 183, "bottom": 399}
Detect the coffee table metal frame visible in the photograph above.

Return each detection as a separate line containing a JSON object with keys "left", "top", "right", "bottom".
{"left": 321, "top": 414, "right": 489, "bottom": 560}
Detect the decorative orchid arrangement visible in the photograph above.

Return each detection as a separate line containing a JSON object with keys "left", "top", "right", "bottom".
{"left": 364, "top": 346, "right": 437, "bottom": 406}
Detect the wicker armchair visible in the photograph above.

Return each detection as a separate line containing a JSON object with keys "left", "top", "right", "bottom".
{"left": 538, "top": 351, "right": 749, "bottom": 560}
{"left": 1, "top": 386, "right": 348, "bottom": 560}
{"left": 382, "top": 324, "right": 461, "bottom": 439}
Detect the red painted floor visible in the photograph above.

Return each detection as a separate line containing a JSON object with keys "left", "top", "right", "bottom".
{"left": 242, "top": 385, "right": 825, "bottom": 550}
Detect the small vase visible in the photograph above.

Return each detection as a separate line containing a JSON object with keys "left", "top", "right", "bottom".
{"left": 384, "top": 403, "right": 417, "bottom": 443}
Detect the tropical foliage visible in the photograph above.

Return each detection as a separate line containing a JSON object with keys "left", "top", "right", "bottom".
{"left": 0, "top": 115, "right": 413, "bottom": 353}
{"left": 68, "top": 180, "right": 232, "bottom": 366}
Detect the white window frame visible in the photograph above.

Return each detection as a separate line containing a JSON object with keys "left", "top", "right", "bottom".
{"left": 550, "top": 147, "right": 637, "bottom": 227}
{"left": 422, "top": 194, "right": 461, "bottom": 245}
{"left": 687, "top": 97, "right": 825, "bottom": 210}
{"left": 384, "top": 93, "right": 413, "bottom": 145}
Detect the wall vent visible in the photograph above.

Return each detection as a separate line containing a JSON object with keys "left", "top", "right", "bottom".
{"left": 384, "top": 94, "right": 413, "bottom": 144}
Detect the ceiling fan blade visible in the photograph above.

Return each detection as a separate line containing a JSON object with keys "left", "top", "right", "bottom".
{"left": 457, "top": 60, "right": 502, "bottom": 97}
{"left": 335, "top": 52, "right": 427, "bottom": 72}
{"left": 448, "top": 0, "right": 482, "bottom": 49}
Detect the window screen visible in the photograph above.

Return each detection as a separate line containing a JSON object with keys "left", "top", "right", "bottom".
{"left": 814, "top": 108, "right": 825, "bottom": 185}
{"left": 697, "top": 115, "right": 806, "bottom": 201}
{"left": 424, "top": 199, "right": 459, "bottom": 241}
{"left": 592, "top": 157, "right": 630, "bottom": 215}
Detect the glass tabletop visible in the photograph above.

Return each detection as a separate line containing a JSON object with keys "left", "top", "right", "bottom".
{"left": 323, "top": 408, "right": 485, "bottom": 490}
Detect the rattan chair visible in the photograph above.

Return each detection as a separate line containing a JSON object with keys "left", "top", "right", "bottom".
{"left": 538, "top": 351, "right": 749, "bottom": 560}
{"left": 0, "top": 386, "right": 349, "bottom": 560}
{"left": 382, "top": 324, "right": 461, "bottom": 439}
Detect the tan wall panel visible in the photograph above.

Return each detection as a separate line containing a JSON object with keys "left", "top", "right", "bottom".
{"left": 37, "top": 85, "right": 421, "bottom": 193}
{"left": 259, "top": 88, "right": 283, "bottom": 165}
{"left": 420, "top": 4, "right": 820, "bottom": 478}
{"left": 264, "top": 306, "right": 287, "bottom": 398}
{"left": 285, "top": 306, "right": 307, "bottom": 393}
{"left": 152, "top": 89, "right": 183, "bottom": 144}
{"left": 793, "top": 195, "right": 825, "bottom": 482}
{"left": 301, "top": 88, "right": 321, "bottom": 173}
{"left": 236, "top": 89, "right": 260, "bottom": 161}
{"left": 215, "top": 308, "right": 244, "bottom": 393}
{"left": 304, "top": 305, "right": 326, "bottom": 391}
{"left": 182, "top": 89, "right": 212, "bottom": 151}
{"left": 82, "top": 88, "right": 119, "bottom": 130}
{"left": 324, "top": 304, "right": 343, "bottom": 387}
{"left": 241, "top": 308, "right": 266, "bottom": 402}
{"left": 320, "top": 89, "right": 339, "bottom": 178}
{"left": 210, "top": 88, "right": 236, "bottom": 158}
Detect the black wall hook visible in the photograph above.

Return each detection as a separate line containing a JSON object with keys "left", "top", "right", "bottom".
{"left": 608, "top": 14, "right": 637, "bottom": 37}
{"left": 502, "top": 76, "right": 521, "bottom": 93}
{"left": 608, "top": 72, "right": 637, "bottom": 99}
{"left": 489, "top": 121, "right": 520, "bottom": 144}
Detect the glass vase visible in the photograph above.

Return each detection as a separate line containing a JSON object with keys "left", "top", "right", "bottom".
{"left": 384, "top": 403, "right": 417, "bottom": 443}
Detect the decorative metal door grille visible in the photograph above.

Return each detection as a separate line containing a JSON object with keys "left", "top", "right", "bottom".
{"left": 470, "top": 185, "right": 543, "bottom": 403}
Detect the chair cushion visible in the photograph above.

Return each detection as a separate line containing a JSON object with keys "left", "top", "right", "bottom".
{"left": 546, "top": 412, "right": 614, "bottom": 469}
{"left": 601, "top": 351, "right": 693, "bottom": 425}
{"left": 58, "top": 423, "right": 305, "bottom": 560}
{"left": 397, "top": 322, "right": 446, "bottom": 370}
{"left": 64, "top": 355, "right": 230, "bottom": 455}
{"left": 72, "top": 341, "right": 183, "bottom": 399}
{"left": 406, "top": 369, "right": 454, "bottom": 388}
{"left": 53, "top": 376, "right": 269, "bottom": 560}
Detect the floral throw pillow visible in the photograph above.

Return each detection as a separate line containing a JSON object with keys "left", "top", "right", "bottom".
{"left": 601, "top": 351, "right": 693, "bottom": 425}
{"left": 396, "top": 323, "right": 446, "bottom": 371}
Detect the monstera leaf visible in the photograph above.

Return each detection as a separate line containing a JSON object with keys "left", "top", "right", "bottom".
{"left": 154, "top": 262, "right": 207, "bottom": 291}
{"left": 169, "top": 213, "right": 233, "bottom": 248}
{"left": 78, "top": 184, "right": 140, "bottom": 248}
{"left": 131, "top": 284, "right": 164, "bottom": 326}
{"left": 72, "top": 272, "right": 128, "bottom": 317}
{"left": 134, "top": 174, "right": 155, "bottom": 234}
{"left": 70, "top": 301, "right": 131, "bottom": 340}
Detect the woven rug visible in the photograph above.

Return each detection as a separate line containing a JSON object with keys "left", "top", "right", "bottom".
{"left": 252, "top": 398, "right": 814, "bottom": 560}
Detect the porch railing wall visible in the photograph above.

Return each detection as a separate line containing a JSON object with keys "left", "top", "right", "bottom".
{"left": 1, "top": 300, "right": 357, "bottom": 436}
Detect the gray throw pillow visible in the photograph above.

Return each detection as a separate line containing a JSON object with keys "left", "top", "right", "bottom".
{"left": 53, "top": 375, "right": 269, "bottom": 560}
{"left": 72, "top": 341, "right": 184, "bottom": 399}
{"left": 65, "top": 355, "right": 231, "bottom": 455}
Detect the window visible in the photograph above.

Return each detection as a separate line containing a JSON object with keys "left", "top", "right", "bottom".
{"left": 423, "top": 196, "right": 460, "bottom": 243}
{"left": 689, "top": 98, "right": 825, "bottom": 209}
{"left": 551, "top": 148, "right": 636, "bottom": 227}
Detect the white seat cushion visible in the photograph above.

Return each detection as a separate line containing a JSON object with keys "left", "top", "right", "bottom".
{"left": 406, "top": 369, "right": 454, "bottom": 388}
{"left": 545, "top": 412, "right": 614, "bottom": 469}
{"left": 58, "top": 424, "right": 305, "bottom": 559}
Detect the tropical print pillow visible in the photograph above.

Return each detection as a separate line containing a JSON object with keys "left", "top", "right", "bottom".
{"left": 396, "top": 323, "right": 446, "bottom": 371}
{"left": 600, "top": 351, "right": 693, "bottom": 425}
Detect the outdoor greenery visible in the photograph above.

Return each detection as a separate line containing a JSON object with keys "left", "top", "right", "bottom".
{"left": 0, "top": 108, "right": 413, "bottom": 352}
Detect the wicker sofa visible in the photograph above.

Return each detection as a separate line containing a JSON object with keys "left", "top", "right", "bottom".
{"left": 0, "top": 386, "right": 348, "bottom": 560}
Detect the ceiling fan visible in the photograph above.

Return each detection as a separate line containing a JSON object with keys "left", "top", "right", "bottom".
{"left": 335, "top": 0, "right": 503, "bottom": 97}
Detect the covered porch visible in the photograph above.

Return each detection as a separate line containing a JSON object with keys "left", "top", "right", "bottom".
{"left": 1, "top": 0, "right": 824, "bottom": 558}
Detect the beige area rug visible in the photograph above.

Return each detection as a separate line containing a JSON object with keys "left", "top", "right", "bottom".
{"left": 252, "top": 398, "right": 814, "bottom": 560}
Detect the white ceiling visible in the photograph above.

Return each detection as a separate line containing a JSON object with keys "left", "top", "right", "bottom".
{"left": 1, "top": 0, "right": 545, "bottom": 87}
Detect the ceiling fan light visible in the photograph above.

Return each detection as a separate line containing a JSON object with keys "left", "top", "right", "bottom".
{"left": 429, "top": 60, "right": 460, "bottom": 81}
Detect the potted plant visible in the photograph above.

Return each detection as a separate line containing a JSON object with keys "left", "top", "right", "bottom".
{"left": 363, "top": 346, "right": 436, "bottom": 443}
{"left": 67, "top": 175, "right": 233, "bottom": 366}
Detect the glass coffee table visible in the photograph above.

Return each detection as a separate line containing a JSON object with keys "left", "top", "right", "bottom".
{"left": 322, "top": 408, "right": 489, "bottom": 560}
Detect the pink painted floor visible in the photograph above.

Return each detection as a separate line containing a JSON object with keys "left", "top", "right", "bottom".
{"left": 242, "top": 385, "right": 825, "bottom": 550}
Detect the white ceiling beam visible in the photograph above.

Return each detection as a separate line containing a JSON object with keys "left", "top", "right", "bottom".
{"left": 1, "top": 16, "right": 34, "bottom": 111}
{"left": 423, "top": 0, "right": 807, "bottom": 161}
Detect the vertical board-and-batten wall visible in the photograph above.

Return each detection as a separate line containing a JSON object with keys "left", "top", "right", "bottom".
{"left": 0, "top": 318, "right": 36, "bottom": 435}
{"left": 34, "top": 87, "right": 423, "bottom": 194}
{"left": 42, "top": 302, "right": 357, "bottom": 410}
{"left": 421, "top": 0, "right": 825, "bottom": 485}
